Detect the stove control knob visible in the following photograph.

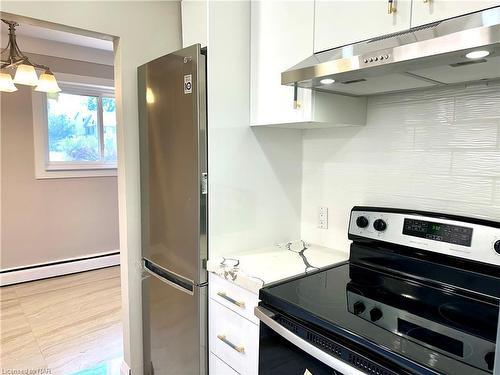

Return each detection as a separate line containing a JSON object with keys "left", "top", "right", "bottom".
{"left": 485, "top": 352, "right": 495, "bottom": 371}
{"left": 356, "top": 216, "right": 369, "bottom": 228}
{"left": 373, "top": 219, "right": 387, "bottom": 232}
{"left": 494, "top": 240, "right": 500, "bottom": 255}
{"left": 353, "top": 301, "right": 366, "bottom": 315}
{"left": 370, "top": 307, "right": 383, "bottom": 322}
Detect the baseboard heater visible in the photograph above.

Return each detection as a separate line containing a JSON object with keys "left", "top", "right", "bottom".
{"left": 0, "top": 250, "right": 120, "bottom": 286}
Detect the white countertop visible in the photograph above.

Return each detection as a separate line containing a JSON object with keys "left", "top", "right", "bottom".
{"left": 207, "top": 240, "right": 348, "bottom": 294}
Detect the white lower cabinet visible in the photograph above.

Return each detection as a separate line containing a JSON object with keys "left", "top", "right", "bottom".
{"left": 209, "top": 272, "right": 260, "bottom": 325}
{"left": 209, "top": 352, "right": 239, "bottom": 375}
{"left": 209, "top": 274, "right": 259, "bottom": 375}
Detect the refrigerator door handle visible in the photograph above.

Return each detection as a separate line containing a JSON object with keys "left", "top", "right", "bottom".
{"left": 144, "top": 259, "right": 195, "bottom": 296}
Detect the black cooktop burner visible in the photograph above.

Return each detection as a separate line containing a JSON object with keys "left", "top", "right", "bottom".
{"left": 260, "top": 262, "right": 499, "bottom": 375}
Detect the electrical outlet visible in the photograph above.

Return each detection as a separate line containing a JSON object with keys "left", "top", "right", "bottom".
{"left": 318, "top": 207, "right": 328, "bottom": 229}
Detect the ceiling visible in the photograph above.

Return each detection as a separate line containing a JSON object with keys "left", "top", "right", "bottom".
{"left": 1, "top": 21, "right": 113, "bottom": 51}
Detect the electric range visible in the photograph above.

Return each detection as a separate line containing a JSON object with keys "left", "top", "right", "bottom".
{"left": 256, "top": 207, "right": 500, "bottom": 375}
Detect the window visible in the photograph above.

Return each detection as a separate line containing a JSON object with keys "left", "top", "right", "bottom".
{"left": 32, "top": 76, "right": 117, "bottom": 179}
{"left": 46, "top": 92, "right": 117, "bottom": 166}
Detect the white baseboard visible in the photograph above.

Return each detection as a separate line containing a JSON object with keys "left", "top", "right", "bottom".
{"left": 0, "top": 251, "right": 120, "bottom": 286}
{"left": 120, "top": 359, "right": 131, "bottom": 375}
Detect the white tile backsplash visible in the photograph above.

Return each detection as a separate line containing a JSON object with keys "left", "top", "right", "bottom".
{"left": 452, "top": 150, "right": 500, "bottom": 176}
{"left": 301, "top": 83, "right": 500, "bottom": 252}
{"left": 454, "top": 84, "right": 500, "bottom": 122}
{"left": 414, "top": 121, "right": 499, "bottom": 150}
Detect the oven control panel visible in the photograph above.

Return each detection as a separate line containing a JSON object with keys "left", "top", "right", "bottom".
{"left": 348, "top": 208, "right": 500, "bottom": 266}
{"left": 403, "top": 218, "right": 473, "bottom": 247}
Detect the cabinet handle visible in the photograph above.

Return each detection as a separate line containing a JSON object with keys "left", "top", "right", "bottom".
{"left": 293, "top": 83, "right": 301, "bottom": 109}
{"left": 217, "top": 334, "right": 245, "bottom": 354}
{"left": 217, "top": 291, "right": 246, "bottom": 308}
{"left": 388, "top": 0, "right": 396, "bottom": 14}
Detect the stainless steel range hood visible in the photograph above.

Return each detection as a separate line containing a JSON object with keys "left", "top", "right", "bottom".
{"left": 282, "top": 7, "right": 500, "bottom": 96}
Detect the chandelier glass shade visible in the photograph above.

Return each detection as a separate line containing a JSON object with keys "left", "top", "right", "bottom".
{"left": 35, "top": 70, "right": 61, "bottom": 93}
{"left": 13, "top": 63, "right": 39, "bottom": 86}
{"left": 1, "top": 19, "right": 61, "bottom": 93}
{"left": 0, "top": 72, "right": 17, "bottom": 92}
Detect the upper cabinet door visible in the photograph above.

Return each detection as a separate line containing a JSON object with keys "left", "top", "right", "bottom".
{"left": 314, "top": 0, "right": 412, "bottom": 53}
{"left": 411, "top": 1, "right": 500, "bottom": 27}
{"left": 250, "top": 0, "right": 315, "bottom": 126}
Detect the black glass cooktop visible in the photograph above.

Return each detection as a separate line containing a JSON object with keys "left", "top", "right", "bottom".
{"left": 260, "top": 262, "right": 499, "bottom": 375}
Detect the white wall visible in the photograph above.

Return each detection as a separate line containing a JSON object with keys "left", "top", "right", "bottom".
{"left": 0, "top": 2, "right": 182, "bottom": 373}
{"left": 17, "top": 35, "right": 114, "bottom": 65}
{"left": 208, "top": 1, "right": 303, "bottom": 258}
{"left": 301, "top": 82, "right": 500, "bottom": 253}
{"left": 181, "top": 0, "right": 207, "bottom": 48}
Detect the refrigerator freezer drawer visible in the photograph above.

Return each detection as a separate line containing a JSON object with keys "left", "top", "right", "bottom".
{"left": 143, "top": 269, "right": 207, "bottom": 375}
{"left": 209, "top": 300, "right": 259, "bottom": 375}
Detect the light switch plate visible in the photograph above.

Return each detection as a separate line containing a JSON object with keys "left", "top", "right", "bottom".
{"left": 318, "top": 207, "right": 328, "bottom": 229}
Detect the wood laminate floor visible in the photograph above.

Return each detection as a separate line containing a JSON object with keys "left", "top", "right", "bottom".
{"left": 0, "top": 266, "right": 123, "bottom": 374}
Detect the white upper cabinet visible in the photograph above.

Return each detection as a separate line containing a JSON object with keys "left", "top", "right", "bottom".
{"left": 314, "top": 0, "right": 412, "bottom": 53}
{"left": 250, "top": 0, "right": 366, "bottom": 128}
{"left": 181, "top": 0, "right": 207, "bottom": 47}
{"left": 250, "top": 0, "right": 315, "bottom": 126}
{"left": 411, "top": 0, "right": 500, "bottom": 27}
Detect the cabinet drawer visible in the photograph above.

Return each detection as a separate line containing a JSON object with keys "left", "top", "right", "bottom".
{"left": 209, "top": 352, "right": 239, "bottom": 375}
{"left": 209, "top": 273, "right": 259, "bottom": 324}
{"left": 209, "top": 300, "right": 259, "bottom": 375}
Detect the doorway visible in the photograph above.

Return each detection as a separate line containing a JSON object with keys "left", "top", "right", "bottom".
{"left": 0, "top": 16, "right": 123, "bottom": 374}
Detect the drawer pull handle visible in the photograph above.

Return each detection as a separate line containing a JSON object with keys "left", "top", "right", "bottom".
{"left": 217, "top": 291, "right": 245, "bottom": 308}
{"left": 217, "top": 334, "right": 245, "bottom": 354}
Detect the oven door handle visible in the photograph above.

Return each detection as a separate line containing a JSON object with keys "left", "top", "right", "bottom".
{"left": 255, "top": 306, "right": 366, "bottom": 375}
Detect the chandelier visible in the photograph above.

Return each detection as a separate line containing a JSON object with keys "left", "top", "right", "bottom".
{"left": 1, "top": 19, "right": 61, "bottom": 93}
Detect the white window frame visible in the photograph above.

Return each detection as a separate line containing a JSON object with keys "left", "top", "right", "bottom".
{"left": 32, "top": 73, "right": 117, "bottom": 179}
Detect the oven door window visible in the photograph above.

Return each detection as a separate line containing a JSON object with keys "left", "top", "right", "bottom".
{"left": 259, "top": 321, "right": 344, "bottom": 375}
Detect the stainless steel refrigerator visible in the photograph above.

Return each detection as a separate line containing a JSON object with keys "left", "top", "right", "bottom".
{"left": 138, "top": 44, "right": 208, "bottom": 375}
